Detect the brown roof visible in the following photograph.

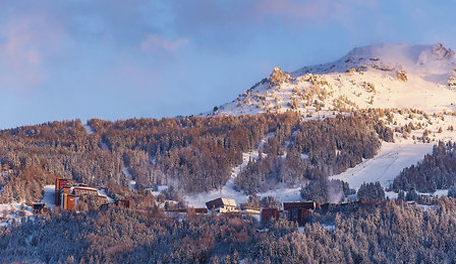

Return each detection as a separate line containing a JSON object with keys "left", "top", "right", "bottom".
{"left": 283, "top": 201, "right": 317, "bottom": 210}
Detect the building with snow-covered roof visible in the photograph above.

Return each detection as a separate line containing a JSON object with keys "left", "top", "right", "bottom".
{"left": 205, "top": 197, "right": 237, "bottom": 213}
{"left": 55, "top": 178, "right": 110, "bottom": 210}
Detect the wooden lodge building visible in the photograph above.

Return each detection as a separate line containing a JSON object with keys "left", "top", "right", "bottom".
{"left": 55, "top": 178, "right": 110, "bottom": 210}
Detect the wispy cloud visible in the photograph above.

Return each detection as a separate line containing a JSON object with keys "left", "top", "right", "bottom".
{"left": 140, "top": 34, "right": 189, "bottom": 54}
{"left": 0, "top": 16, "right": 46, "bottom": 87}
{"left": 0, "top": 7, "right": 70, "bottom": 90}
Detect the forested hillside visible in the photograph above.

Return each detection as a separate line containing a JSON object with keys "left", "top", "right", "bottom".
{"left": 0, "top": 112, "right": 392, "bottom": 204}
{"left": 392, "top": 141, "right": 456, "bottom": 193}
{"left": 234, "top": 114, "right": 385, "bottom": 194}
{"left": 2, "top": 198, "right": 456, "bottom": 263}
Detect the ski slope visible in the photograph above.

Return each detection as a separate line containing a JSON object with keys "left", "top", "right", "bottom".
{"left": 331, "top": 142, "right": 433, "bottom": 189}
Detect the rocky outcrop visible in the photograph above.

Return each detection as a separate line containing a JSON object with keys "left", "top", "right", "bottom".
{"left": 396, "top": 68, "right": 408, "bottom": 82}
{"left": 269, "top": 67, "right": 291, "bottom": 88}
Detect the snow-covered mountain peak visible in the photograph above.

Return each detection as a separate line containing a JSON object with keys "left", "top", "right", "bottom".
{"left": 207, "top": 43, "right": 456, "bottom": 121}
{"left": 347, "top": 43, "right": 456, "bottom": 64}
{"left": 291, "top": 43, "right": 456, "bottom": 77}
{"left": 424, "top": 43, "right": 455, "bottom": 61}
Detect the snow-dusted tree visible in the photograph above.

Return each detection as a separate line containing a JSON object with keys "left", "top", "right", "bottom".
{"left": 357, "top": 181, "right": 385, "bottom": 201}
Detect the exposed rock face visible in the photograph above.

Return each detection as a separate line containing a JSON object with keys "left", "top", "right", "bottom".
{"left": 431, "top": 43, "right": 455, "bottom": 61}
{"left": 269, "top": 67, "right": 291, "bottom": 88}
{"left": 449, "top": 76, "right": 456, "bottom": 89}
{"left": 396, "top": 69, "right": 408, "bottom": 82}
{"left": 449, "top": 68, "right": 456, "bottom": 89}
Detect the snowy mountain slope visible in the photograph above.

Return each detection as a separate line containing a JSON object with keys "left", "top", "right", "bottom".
{"left": 208, "top": 43, "right": 456, "bottom": 118}
{"left": 206, "top": 42, "right": 456, "bottom": 169}
{"left": 189, "top": 43, "right": 456, "bottom": 203}
{"left": 330, "top": 142, "right": 433, "bottom": 190}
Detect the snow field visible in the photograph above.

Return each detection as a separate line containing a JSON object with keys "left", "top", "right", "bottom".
{"left": 330, "top": 142, "right": 433, "bottom": 190}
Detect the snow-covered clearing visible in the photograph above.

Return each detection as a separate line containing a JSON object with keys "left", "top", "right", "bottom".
{"left": 185, "top": 141, "right": 436, "bottom": 207}
{"left": 41, "top": 185, "right": 56, "bottom": 208}
{"left": 0, "top": 203, "right": 33, "bottom": 227}
{"left": 185, "top": 152, "right": 256, "bottom": 207}
{"left": 122, "top": 167, "right": 137, "bottom": 190}
{"left": 331, "top": 142, "right": 433, "bottom": 189}
{"left": 149, "top": 185, "right": 169, "bottom": 198}
{"left": 185, "top": 146, "right": 306, "bottom": 207}
{"left": 0, "top": 185, "right": 53, "bottom": 226}
{"left": 83, "top": 124, "right": 95, "bottom": 135}
{"left": 185, "top": 135, "right": 273, "bottom": 207}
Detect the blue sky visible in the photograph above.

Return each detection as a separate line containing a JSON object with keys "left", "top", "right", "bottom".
{"left": 0, "top": 0, "right": 454, "bottom": 129}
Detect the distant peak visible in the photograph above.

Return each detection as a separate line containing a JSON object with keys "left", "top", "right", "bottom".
{"left": 345, "top": 43, "right": 455, "bottom": 62}
{"left": 430, "top": 43, "right": 455, "bottom": 60}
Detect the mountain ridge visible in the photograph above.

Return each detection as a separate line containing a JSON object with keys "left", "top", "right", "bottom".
{"left": 207, "top": 43, "right": 456, "bottom": 119}
{"left": 292, "top": 43, "right": 456, "bottom": 76}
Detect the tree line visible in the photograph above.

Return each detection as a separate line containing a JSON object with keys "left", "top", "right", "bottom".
{"left": 1, "top": 196, "right": 456, "bottom": 263}
{"left": 392, "top": 141, "right": 456, "bottom": 193}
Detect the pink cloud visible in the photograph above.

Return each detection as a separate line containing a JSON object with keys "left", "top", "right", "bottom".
{"left": 1, "top": 19, "right": 44, "bottom": 86}
{"left": 254, "top": 0, "right": 327, "bottom": 20}
{"left": 0, "top": 13, "right": 67, "bottom": 89}
{"left": 251, "top": 0, "right": 378, "bottom": 25}
{"left": 140, "top": 34, "right": 189, "bottom": 53}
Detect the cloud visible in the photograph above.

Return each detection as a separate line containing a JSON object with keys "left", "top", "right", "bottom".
{"left": 140, "top": 34, "right": 189, "bottom": 54}
{"left": 0, "top": 16, "right": 45, "bottom": 87}
{"left": 250, "top": 0, "right": 379, "bottom": 27}
{"left": 0, "top": 8, "right": 70, "bottom": 90}
{"left": 253, "top": 0, "right": 328, "bottom": 20}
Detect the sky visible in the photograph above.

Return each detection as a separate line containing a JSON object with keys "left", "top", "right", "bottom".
{"left": 0, "top": 0, "right": 455, "bottom": 129}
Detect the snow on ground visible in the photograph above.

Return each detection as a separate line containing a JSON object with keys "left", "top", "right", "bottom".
{"left": 432, "top": 189, "right": 449, "bottom": 197}
{"left": 98, "top": 189, "right": 115, "bottom": 203}
{"left": 258, "top": 186, "right": 303, "bottom": 203}
{"left": 185, "top": 135, "right": 273, "bottom": 207}
{"left": 417, "top": 204, "right": 437, "bottom": 211}
{"left": 185, "top": 153, "right": 253, "bottom": 207}
{"left": 331, "top": 142, "right": 433, "bottom": 190}
{"left": 0, "top": 203, "right": 33, "bottom": 227}
{"left": 149, "top": 185, "right": 169, "bottom": 197}
{"left": 185, "top": 181, "right": 304, "bottom": 208}
{"left": 122, "top": 167, "right": 137, "bottom": 190}
{"left": 83, "top": 124, "right": 95, "bottom": 135}
{"left": 210, "top": 43, "right": 456, "bottom": 118}
{"left": 41, "top": 185, "right": 56, "bottom": 208}
{"left": 385, "top": 191, "right": 399, "bottom": 200}
{"left": 185, "top": 141, "right": 437, "bottom": 207}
